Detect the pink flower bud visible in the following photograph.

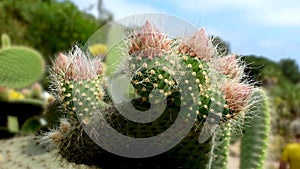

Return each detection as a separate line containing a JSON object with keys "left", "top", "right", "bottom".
{"left": 128, "top": 20, "right": 171, "bottom": 60}
{"left": 51, "top": 47, "right": 104, "bottom": 81}
{"left": 179, "top": 28, "right": 215, "bottom": 61}
{"left": 216, "top": 54, "right": 243, "bottom": 79}
{"left": 221, "top": 81, "right": 252, "bottom": 112}
{"left": 54, "top": 53, "right": 69, "bottom": 72}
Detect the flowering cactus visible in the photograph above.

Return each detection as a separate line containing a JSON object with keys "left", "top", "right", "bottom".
{"left": 40, "top": 20, "right": 270, "bottom": 169}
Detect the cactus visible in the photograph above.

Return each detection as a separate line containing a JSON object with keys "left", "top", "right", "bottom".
{"left": 0, "top": 135, "right": 92, "bottom": 169}
{"left": 0, "top": 33, "right": 45, "bottom": 89}
{"left": 39, "top": 19, "right": 270, "bottom": 169}
{"left": 209, "top": 123, "right": 232, "bottom": 169}
{"left": 240, "top": 88, "right": 271, "bottom": 169}
{"left": 0, "top": 34, "right": 48, "bottom": 137}
{"left": 0, "top": 47, "right": 45, "bottom": 89}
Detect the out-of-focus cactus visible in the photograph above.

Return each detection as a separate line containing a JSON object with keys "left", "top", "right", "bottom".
{"left": 0, "top": 46, "right": 45, "bottom": 89}
{"left": 0, "top": 33, "right": 49, "bottom": 137}
{"left": 39, "top": 20, "right": 270, "bottom": 169}
{"left": 0, "top": 34, "right": 45, "bottom": 89}
{"left": 0, "top": 136, "right": 91, "bottom": 169}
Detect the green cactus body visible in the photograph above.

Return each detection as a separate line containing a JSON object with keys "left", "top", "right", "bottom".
{"left": 240, "top": 88, "right": 270, "bottom": 169}
{"left": 209, "top": 122, "right": 231, "bottom": 169}
{"left": 40, "top": 19, "right": 269, "bottom": 169}
{"left": 43, "top": 47, "right": 110, "bottom": 166}
{"left": 0, "top": 47, "right": 45, "bottom": 89}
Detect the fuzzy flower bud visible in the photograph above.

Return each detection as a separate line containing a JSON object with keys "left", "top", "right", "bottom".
{"left": 215, "top": 54, "right": 244, "bottom": 79}
{"left": 52, "top": 46, "right": 103, "bottom": 81}
{"left": 129, "top": 20, "right": 171, "bottom": 59}
{"left": 54, "top": 52, "right": 69, "bottom": 73}
{"left": 221, "top": 81, "right": 252, "bottom": 112}
{"left": 179, "top": 28, "right": 215, "bottom": 61}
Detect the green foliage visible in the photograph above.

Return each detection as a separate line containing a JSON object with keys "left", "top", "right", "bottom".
{"left": 241, "top": 55, "right": 284, "bottom": 85}
{"left": 279, "top": 58, "right": 300, "bottom": 84}
{"left": 20, "top": 116, "right": 43, "bottom": 134}
{"left": 7, "top": 116, "right": 19, "bottom": 133}
{"left": 242, "top": 55, "right": 300, "bottom": 138}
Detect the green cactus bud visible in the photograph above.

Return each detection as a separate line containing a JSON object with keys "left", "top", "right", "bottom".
{"left": 0, "top": 47, "right": 45, "bottom": 89}
{"left": 30, "top": 83, "right": 43, "bottom": 99}
{"left": 1, "top": 33, "right": 11, "bottom": 49}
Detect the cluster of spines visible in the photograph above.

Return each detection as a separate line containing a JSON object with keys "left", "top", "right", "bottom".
{"left": 39, "top": 118, "right": 71, "bottom": 150}
{"left": 119, "top": 22, "right": 254, "bottom": 169}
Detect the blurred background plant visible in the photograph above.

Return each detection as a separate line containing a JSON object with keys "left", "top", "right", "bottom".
{"left": 0, "top": 33, "right": 56, "bottom": 138}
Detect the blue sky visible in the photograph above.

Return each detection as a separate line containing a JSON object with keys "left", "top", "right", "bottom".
{"left": 71, "top": 0, "right": 300, "bottom": 66}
